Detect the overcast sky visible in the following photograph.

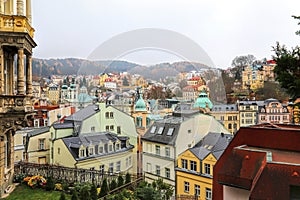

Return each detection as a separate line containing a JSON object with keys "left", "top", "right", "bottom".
{"left": 32, "top": 0, "right": 300, "bottom": 68}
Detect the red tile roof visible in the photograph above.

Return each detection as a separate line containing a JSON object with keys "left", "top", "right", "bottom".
{"left": 213, "top": 126, "right": 300, "bottom": 200}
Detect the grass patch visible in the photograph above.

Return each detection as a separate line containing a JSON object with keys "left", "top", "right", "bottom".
{"left": 4, "top": 184, "right": 71, "bottom": 200}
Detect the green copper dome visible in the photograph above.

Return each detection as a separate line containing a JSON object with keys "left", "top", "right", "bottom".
{"left": 193, "top": 90, "right": 213, "bottom": 110}
{"left": 135, "top": 96, "right": 147, "bottom": 112}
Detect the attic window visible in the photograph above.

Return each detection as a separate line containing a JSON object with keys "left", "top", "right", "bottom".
{"left": 157, "top": 127, "right": 164, "bottom": 135}
{"left": 166, "top": 128, "right": 174, "bottom": 136}
{"left": 150, "top": 126, "right": 157, "bottom": 134}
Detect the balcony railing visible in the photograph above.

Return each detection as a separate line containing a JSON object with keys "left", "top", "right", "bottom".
{"left": 0, "top": 14, "right": 34, "bottom": 38}
{"left": 0, "top": 94, "right": 33, "bottom": 113}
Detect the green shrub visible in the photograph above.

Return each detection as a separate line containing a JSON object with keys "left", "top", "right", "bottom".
{"left": 117, "top": 175, "right": 124, "bottom": 187}
{"left": 90, "top": 184, "right": 98, "bottom": 200}
{"left": 45, "top": 176, "right": 55, "bottom": 191}
{"left": 71, "top": 189, "right": 79, "bottom": 200}
{"left": 110, "top": 179, "right": 117, "bottom": 190}
{"left": 59, "top": 192, "right": 66, "bottom": 200}
{"left": 125, "top": 173, "right": 131, "bottom": 184}
{"left": 99, "top": 178, "right": 108, "bottom": 198}
{"left": 79, "top": 185, "right": 90, "bottom": 200}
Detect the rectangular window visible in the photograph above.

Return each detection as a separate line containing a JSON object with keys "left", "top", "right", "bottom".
{"left": 220, "top": 116, "right": 224, "bottom": 121}
{"left": 116, "top": 161, "right": 121, "bottom": 172}
{"left": 117, "top": 126, "right": 121, "bottom": 134}
{"left": 204, "top": 163, "right": 211, "bottom": 175}
{"left": 182, "top": 159, "right": 188, "bottom": 169}
{"left": 156, "top": 165, "right": 161, "bottom": 176}
{"left": 155, "top": 145, "right": 160, "bottom": 155}
{"left": 109, "top": 145, "right": 113, "bottom": 152}
{"left": 157, "top": 127, "right": 164, "bottom": 134}
{"left": 165, "top": 167, "right": 170, "bottom": 179}
{"left": 126, "top": 157, "right": 129, "bottom": 168}
{"left": 150, "top": 126, "right": 156, "bottom": 134}
{"left": 110, "top": 125, "right": 114, "bottom": 131}
{"left": 110, "top": 112, "right": 114, "bottom": 118}
{"left": 100, "top": 165, "right": 105, "bottom": 174}
{"left": 105, "top": 112, "right": 109, "bottom": 118}
{"left": 228, "top": 116, "right": 232, "bottom": 121}
{"left": 165, "top": 147, "right": 170, "bottom": 157}
{"left": 246, "top": 119, "right": 252, "bottom": 124}
{"left": 106, "top": 125, "right": 109, "bottom": 131}
{"left": 89, "top": 147, "right": 94, "bottom": 155}
{"left": 39, "top": 139, "right": 45, "bottom": 150}
{"left": 91, "top": 126, "right": 95, "bottom": 132}
{"left": 166, "top": 128, "right": 174, "bottom": 136}
{"left": 109, "top": 163, "right": 114, "bottom": 174}
{"left": 80, "top": 149, "right": 85, "bottom": 157}
{"left": 147, "top": 163, "right": 152, "bottom": 172}
{"left": 58, "top": 147, "right": 60, "bottom": 155}
{"left": 99, "top": 146, "right": 103, "bottom": 154}
{"left": 205, "top": 188, "right": 212, "bottom": 200}
{"left": 195, "top": 184, "right": 200, "bottom": 196}
{"left": 190, "top": 161, "right": 197, "bottom": 171}
{"left": 187, "top": 129, "right": 192, "bottom": 134}
{"left": 184, "top": 181, "right": 190, "bottom": 193}
{"left": 116, "top": 143, "right": 120, "bottom": 151}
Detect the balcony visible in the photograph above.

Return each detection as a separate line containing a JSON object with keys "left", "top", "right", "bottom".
{"left": 0, "top": 14, "right": 34, "bottom": 38}
{"left": 0, "top": 94, "right": 33, "bottom": 113}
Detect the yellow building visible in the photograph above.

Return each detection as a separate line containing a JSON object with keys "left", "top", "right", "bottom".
{"left": 211, "top": 104, "right": 240, "bottom": 134}
{"left": 52, "top": 132, "right": 134, "bottom": 174}
{"left": 27, "top": 127, "right": 51, "bottom": 164}
{"left": 99, "top": 73, "right": 109, "bottom": 86}
{"left": 14, "top": 128, "right": 33, "bottom": 163}
{"left": 242, "top": 65, "right": 264, "bottom": 90}
{"left": 176, "top": 133, "right": 232, "bottom": 200}
{"left": 47, "top": 83, "right": 60, "bottom": 105}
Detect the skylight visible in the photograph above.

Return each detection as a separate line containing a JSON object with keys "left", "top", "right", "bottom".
{"left": 166, "top": 128, "right": 174, "bottom": 136}
{"left": 150, "top": 126, "right": 156, "bottom": 134}
{"left": 157, "top": 127, "right": 164, "bottom": 135}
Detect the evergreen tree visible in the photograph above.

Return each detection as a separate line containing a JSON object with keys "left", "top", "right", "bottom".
{"left": 45, "top": 176, "right": 54, "bottom": 191}
{"left": 99, "top": 178, "right": 109, "bottom": 198}
{"left": 109, "top": 179, "right": 117, "bottom": 191}
{"left": 123, "top": 77, "right": 129, "bottom": 86}
{"left": 125, "top": 173, "right": 131, "bottom": 184}
{"left": 117, "top": 175, "right": 124, "bottom": 187}
{"left": 90, "top": 184, "right": 98, "bottom": 200}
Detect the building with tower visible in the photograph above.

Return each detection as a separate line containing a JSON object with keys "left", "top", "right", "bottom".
{"left": 0, "top": 0, "right": 36, "bottom": 196}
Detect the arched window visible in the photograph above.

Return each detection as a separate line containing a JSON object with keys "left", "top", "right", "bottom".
{"left": 146, "top": 117, "right": 151, "bottom": 127}
{"left": 228, "top": 123, "right": 232, "bottom": 129}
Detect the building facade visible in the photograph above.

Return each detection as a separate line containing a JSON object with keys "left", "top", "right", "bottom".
{"left": 0, "top": 0, "right": 36, "bottom": 195}
{"left": 176, "top": 132, "right": 232, "bottom": 200}
{"left": 142, "top": 112, "right": 229, "bottom": 187}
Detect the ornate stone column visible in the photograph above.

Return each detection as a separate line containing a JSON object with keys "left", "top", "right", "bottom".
{"left": 7, "top": 54, "right": 14, "bottom": 95}
{"left": 5, "top": 0, "right": 13, "bottom": 15}
{"left": 17, "top": 48, "right": 25, "bottom": 95}
{"left": 0, "top": 0, "right": 4, "bottom": 14}
{"left": 0, "top": 48, "right": 4, "bottom": 95}
{"left": 16, "top": 0, "right": 24, "bottom": 16}
{"left": 26, "top": 0, "right": 32, "bottom": 24}
{"left": 26, "top": 55, "right": 32, "bottom": 95}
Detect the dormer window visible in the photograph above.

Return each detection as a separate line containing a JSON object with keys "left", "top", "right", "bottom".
{"left": 116, "top": 143, "right": 120, "bottom": 151}
{"left": 157, "top": 127, "right": 164, "bottom": 135}
{"left": 79, "top": 148, "right": 85, "bottom": 158}
{"left": 99, "top": 146, "right": 104, "bottom": 154}
{"left": 150, "top": 126, "right": 157, "bottom": 134}
{"left": 109, "top": 144, "right": 113, "bottom": 152}
{"left": 89, "top": 147, "right": 94, "bottom": 156}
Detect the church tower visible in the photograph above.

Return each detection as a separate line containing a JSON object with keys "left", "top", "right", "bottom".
{"left": 0, "top": 0, "right": 36, "bottom": 195}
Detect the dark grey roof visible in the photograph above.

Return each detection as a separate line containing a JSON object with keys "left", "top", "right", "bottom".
{"left": 190, "top": 132, "right": 232, "bottom": 160}
{"left": 212, "top": 104, "right": 238, "bottom": 112}
{"left": 62, "top": 132, "right": 134, "bottom": 160}
{"left": 264, "top": 98, "right": 280, "bottom": 104}
{"left": 142, "top": 117, "right": 182, "bottom": 145}
{"left": 64, "top": 104, "right": 100, "bottom": 121}
{"left": 28, "top": 127, "right": 50, "bottom": 137}
{"left": 238, "top": 101, "right": 264, "bottom": 106}
{"left": 53, "top": 122, "right": 74, "bottom": 129}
